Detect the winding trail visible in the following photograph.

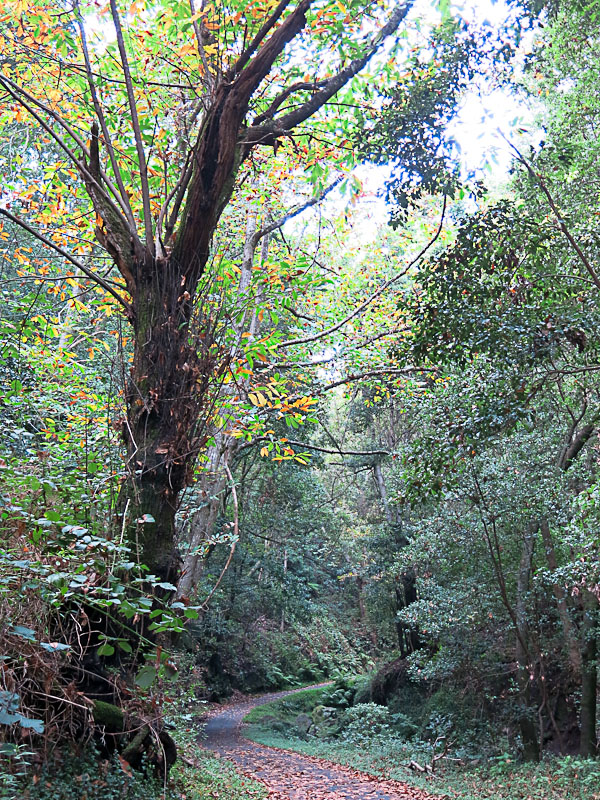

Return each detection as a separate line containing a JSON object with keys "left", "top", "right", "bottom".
{"left": 200, "top": 687, "right": 443, "bottom": 800}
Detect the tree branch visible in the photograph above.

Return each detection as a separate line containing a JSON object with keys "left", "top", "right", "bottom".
{"left": 164, "top": 153, "right": 195, "bottom": 243}
{"left": 284, "top": 440, "right": 389, "bottom": 457}
{"left": 227, "top": 0, "right": 294, "bottom": 80}
{"left": 559, "top": 422, "right": 597, "bottom": 471}
{"left": 0, "top": 207, "right": 132, "bottom": 316}
{"left": 508, "top": 139, "right": 600, "bottom": 293}
{"left": 278, "top": 194, "right": 446, "bottom": 348}
{"left": 189, "top": 0, "right": 215, "bottom": 92}
{"left": 229, "top": 0, "right": 313, "bottom": 107}
{"left": 252, "top": 176, "right": 343, "bottom": 245}
{"left": 245, "top": 1, "right": 414, "bottom": 148}
{"left": 307, "top": 366, "right": 431, "bottom": 396}
{"left": 172, "top": 0, "right": 313, "bottom": 278}
{"left": 109, "top": 0, "right": 154, "bottom": 251}
{"left": 237, "top": 436, "right": 389, "bottom": 458}
{"left": 253, "top": 79, "right": 328, "bottom": 126}
{"left": 0, "top": 75, "right": 132, "bottom": 228}
{"left": 75, "top": 0, "right": 137, "bottom": 230}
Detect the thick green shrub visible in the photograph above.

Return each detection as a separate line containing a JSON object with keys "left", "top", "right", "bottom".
{"left": 341, "top": 703, "right": 394, "bottom": 744}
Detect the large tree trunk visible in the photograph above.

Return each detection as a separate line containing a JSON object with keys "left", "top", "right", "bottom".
{"left": 119, "top": 258, "right": 217, "bottom": 582}
{"left": 67, "top": 0, "right": 411, "bottom": 598}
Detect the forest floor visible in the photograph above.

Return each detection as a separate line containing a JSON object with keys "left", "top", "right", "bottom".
{"left": 199, "top": 687, "right": 443, "bottom": 800}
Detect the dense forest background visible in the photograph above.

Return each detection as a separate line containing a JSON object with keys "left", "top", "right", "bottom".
{"left": 1, "top": 0, "right": 600, "bottom": 798}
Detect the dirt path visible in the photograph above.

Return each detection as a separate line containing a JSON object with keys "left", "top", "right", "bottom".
{"left": 200, "top": 687, "right": 443, "bottom": 800}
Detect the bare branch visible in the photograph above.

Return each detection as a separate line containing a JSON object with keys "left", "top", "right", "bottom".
{"left": 253, "top": 78, "right": 328, "bottom": 126}
{"left": 109, "top": 0, "right": 154, "bottom": 251}
{"left": 189, "top": 0, "right": 215, "bottom": 92}
{"left": 279, "top": 195, "right": 446, "bottom": 349}
{"left": 164, "top": 154, "right": 194, "bottom": 243}
{"left": 307, "top": 366, "right": 431, "bottom": 396}
{"left": 253, "top": 176, "right": 343, "bottom": 244}
{"left": 317, "top": 415, "right": 381, "bottom": 459}
{"left": 282, "top": 440, "right": 390, "bottom": 457}
{"left": 237, "top": 436, "right": 389, "bottom": 458}
{"left": 74, "top": 1, "right": 137, "bottom": 230}
{"left": 0, "top": 207, "right": 132, "bottom": 316}
{"left": 286, "top": 306, "right": 315, "bottom": 322}
{"left": 0, "top": 76, "right": 132, "bottom": 227}
{"left": 200, "top": 463, "right": 238, "bottom": 610}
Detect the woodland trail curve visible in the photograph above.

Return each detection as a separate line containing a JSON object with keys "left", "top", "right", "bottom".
{"left": 200, "top": 687, "right": 444, "bottom": 800}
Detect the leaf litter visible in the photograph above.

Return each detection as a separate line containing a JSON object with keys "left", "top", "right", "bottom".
{"left": 200, "top": 689, "right": 445, "bottom": 800}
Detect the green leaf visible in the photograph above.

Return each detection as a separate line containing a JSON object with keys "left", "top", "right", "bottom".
{"left": 135, "top": 665, "right": 157, "bottom": 690}
{"left": 19, "top": 717, "right": 44, "bottom": 734}
{"left": 11, "top": 625, "right": 36, "bottom": 641}
{"left": 97, "top": 643, "right": 115, "bottom": 656}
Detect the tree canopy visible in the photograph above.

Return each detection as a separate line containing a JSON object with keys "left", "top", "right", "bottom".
{"left": 2, "top": 0, "right": 600, "bottom": 796}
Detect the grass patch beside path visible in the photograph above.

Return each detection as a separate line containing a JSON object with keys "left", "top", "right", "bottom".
{"left": 171, "top": 750, "right": 267, "bottom": 800}
{"left": 243, "top": 688, "right": 600, "bottom": 800}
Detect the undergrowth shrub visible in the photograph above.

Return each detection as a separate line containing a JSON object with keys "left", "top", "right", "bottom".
{"left": 17, "top": 747, "right": 166, "bottom": 800}
{"left": 294, "top": 616, "right": 372, "bottom": 676}
{"left": 341, "top": 703, "right": 393, "bottom": 744}
{"left": 321, "top": 676, "right": 355, "bottom": 709}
